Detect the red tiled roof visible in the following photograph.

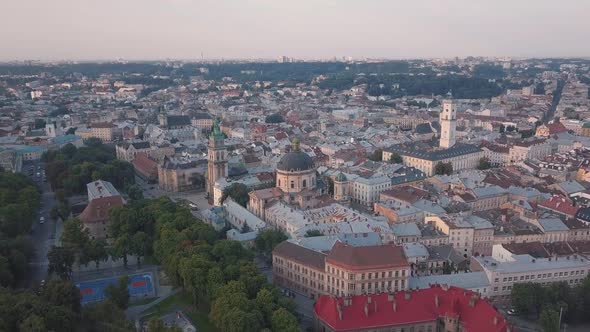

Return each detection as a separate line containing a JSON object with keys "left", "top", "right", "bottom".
{"left": 538, "top": 195, "right": 579, "bottom": 217}
{"left": 79, "top": 196, "right": 124, "bottom": 224}
{"left": 545, "top": 122, "right": 568, "bottom": 134}
{"left": 326, "top": 242, "right": 409, "bottom": 271}
{"left": 274, "top": 132, "right": 288, "bottom": 140}
{"left": 132, "top": 153, "right": 158, "bottom": 178}
{"left": 380, "top": 186, "right": 429, "bottom": 204}
{"left": 314, "top": 285, "right": 512, "bottom": 332}
{"left": 249, "top": 187, "right": 283, "bottom": 200}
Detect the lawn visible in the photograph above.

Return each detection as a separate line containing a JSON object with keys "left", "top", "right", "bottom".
{"left": 141, "top": 291, "right": 218, "bottom": 332}
{"left": 130, "top": 297, "right": 159, "bottom": 307}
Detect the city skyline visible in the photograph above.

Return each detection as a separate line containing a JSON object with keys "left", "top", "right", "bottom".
{"left": 1, "top": 0, "right": 590, "bottom": 61}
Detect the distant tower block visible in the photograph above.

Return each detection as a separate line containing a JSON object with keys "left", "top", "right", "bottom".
{"left": 439, "top": 98, "right": 457, "bottom": 149}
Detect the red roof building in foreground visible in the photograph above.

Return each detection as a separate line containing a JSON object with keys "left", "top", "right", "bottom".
{"left": 314, "top": 285, "right": 513, "bottom": 332}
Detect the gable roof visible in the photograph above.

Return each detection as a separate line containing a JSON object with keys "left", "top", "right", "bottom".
{"left": 273, "top": 241, "right": 326, "bottom": 271}
{"left": 79, "top": 196, "right": 124, "bottom": 224}
{"left": 326, "top": 242, "right": 408, "bottom": 271}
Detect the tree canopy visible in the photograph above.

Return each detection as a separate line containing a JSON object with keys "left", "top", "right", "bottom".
{"left": 265, "top": 113, "right": 284, "bottom": 124}
{"left": 0, "top": 172, "right": 40, "bottom": 287}
{"left": 477, "top": 157, "right": 492, "bottom": 170}
{"left": 434, "top": 162, "right": 453, "bottom": 176}
{"left": 43, "top": 142, "right": 134, "bottom": 196}
{"left": 221, "top": 183, "right": 250, "bottom": 207}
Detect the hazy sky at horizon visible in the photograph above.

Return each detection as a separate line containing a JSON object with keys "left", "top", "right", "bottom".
{"left": 1, "top": 0, "right": 589, "bottom": 61}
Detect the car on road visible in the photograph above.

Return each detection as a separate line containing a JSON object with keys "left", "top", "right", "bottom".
{"left": 39, "top": 217, "right": 45, "bottom": 224}
{"left": 189, "top": 203, "right": 199, "bottom": 210}
{"left": 506, "top": 308, "right": 518, "bottom": 316}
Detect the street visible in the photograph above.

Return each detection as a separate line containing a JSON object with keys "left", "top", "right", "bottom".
{"left": 255, "top": 255, "right": 314, "bottom": 330}
{"left": 135, "top": 176, "right": 210, "bottom": 217}
{"left": 24, "top": 161, "right": 62, "bottom": 287}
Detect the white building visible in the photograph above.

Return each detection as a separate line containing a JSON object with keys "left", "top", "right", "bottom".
{"left": 472, "top": 244, "right": 590, "bottom": 298}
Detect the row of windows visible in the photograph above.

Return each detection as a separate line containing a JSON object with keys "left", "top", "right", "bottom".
{"left": 328, "top": 266, "right": 406, "bottom": 280}
{"left": 496, "top": 269, "right": 588, "bottom": 283}
{"left": 495, "top": 278, "right": 585, "bottom": 292}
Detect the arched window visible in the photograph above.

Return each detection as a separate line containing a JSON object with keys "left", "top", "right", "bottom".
{"left": 290, "top": 181, "right": 295, "bottom": 189}
{"left": 302, "top": 179, "right": 307, "bottom": 188}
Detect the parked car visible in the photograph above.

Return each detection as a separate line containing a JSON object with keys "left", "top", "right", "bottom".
{"left": 39, "top": 217, "right": 45, "bottom": 224}
{"left": 506, "top": 308, "right": 517, "bottom": 316}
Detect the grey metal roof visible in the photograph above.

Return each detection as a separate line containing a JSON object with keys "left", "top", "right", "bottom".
{"left": 386, "top": 142, "right": 482, "bottom": 161}
{"left": 409, "top": 272, "right": 490, "bottom": 290}
{"left": 277, "top": 151, "right": 315, "bottom": 172}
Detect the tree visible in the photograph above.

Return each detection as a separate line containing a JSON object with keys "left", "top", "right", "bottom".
{"left": 511, "top": 283, "right": 545, "bottom": 317}
{"left": 265, "top": 113, "right": 284, "bottom": 124}
{"left": 111, "top": 236, "right": 131, "bottom": 267}
{"left": 389, "top": 153, "right": 403, "bottom": 164}
{"left": 367, "top": 149, "right": 383, "bottom": 162}
{"left": 130, "top": 231, "right": 150, "bottom": 266}
{"left": 477, "top": 157, "right": 492, "bottom": 170}
{"left": 255, "top": 229, "right": 287, "bottom": 255}
{"left": 221, "top": 183, "right": 250, "bottom": 207}
{"left": 82, "top": 239, "right": 108, "bottom": 270}
{"left": 19, "top": 315, "right": 46, "bottom": 332}
{"left": 105, "top": 275, "right": 130, "bottom": 310}
{"left": 539, "top": 307, "right": 560, "bottom": 332}
{"left": 84, "top": 137, "right": 103, "bottom": 148}
{"left": 271, "top": 308, "right": 299, "bottom": 332}
{"left": 34, "top": 119, "right": 46, "bottom": 129}
{"left": 41, "top": 279, "right": 82, "bottom": 313}
{"left": 125, "top": 184, "right": 144, "bottom": 201}
{"left": 434, "top": 162, "right": 453, "bottom": 175}
{"left": 47, "top": 246, "right": 75, "bottom": 280}
{"left": 61, "top": 218, "right": 89, "bottom": 250}
{"left": 304, "top": 230, "right": 323, "bottom": 237}
{"left": 81, "top": 300, "right": 134, "bottom": 331}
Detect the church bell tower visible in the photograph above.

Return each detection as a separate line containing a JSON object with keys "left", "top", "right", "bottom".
{"left": 207, "top": 119, "right": 228, "bottom": 199}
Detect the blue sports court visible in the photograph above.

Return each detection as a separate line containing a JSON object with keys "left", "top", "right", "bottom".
{"left": 76, "top": 273, "right": 155, "bottom": 304}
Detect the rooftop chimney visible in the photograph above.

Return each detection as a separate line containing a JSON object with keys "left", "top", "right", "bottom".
{"left": 435, "top": 295, "right": 439, "bottom": 307}
{"left": 469, "top": 294, "right": 478, "bottom": 307}
{"left": 364, "top": 302, "right": 369, "bottom": 317}
{"left": 493, "top": 316, "right": 499, "bottom": 326}
{"left": 337, "top": 303, "right": 343, "bottom": 320}
{"left": 367, "top": 296, "right": 372, "bottom": 304}
{"left": 404, "top": 291, "right": 411, "bottom": 300}
{"left": 392, "top": 299, "right": 397, "bottom": 312}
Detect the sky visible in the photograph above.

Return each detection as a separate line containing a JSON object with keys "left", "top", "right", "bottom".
{"left": 1, "top": 0, "right": 589, "bottom": 61}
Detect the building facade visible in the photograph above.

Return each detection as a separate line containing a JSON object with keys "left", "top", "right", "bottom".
{"left": 273, "top": 241, "right": 410, "bottom": 300}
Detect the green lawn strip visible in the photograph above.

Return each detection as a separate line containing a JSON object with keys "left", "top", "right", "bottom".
{"left": 129, "top": 297, "right": 159, "bottom": 307}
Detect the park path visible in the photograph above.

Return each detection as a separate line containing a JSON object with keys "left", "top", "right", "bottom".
{"left": 126, "top": 286, "right": 181, "bottom": 321}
